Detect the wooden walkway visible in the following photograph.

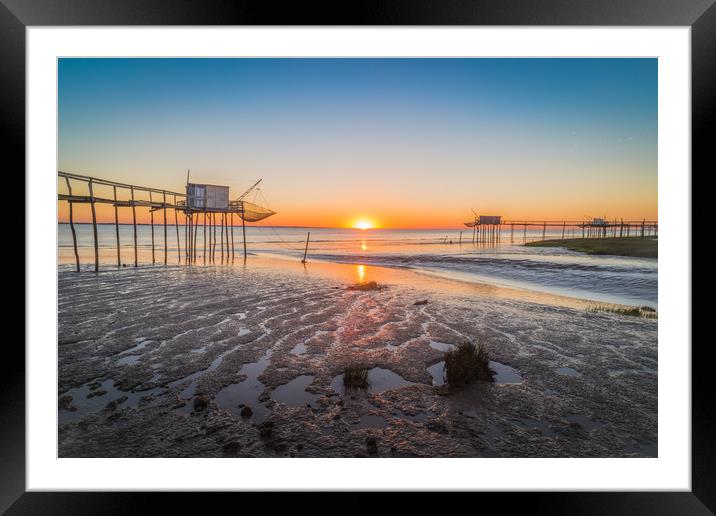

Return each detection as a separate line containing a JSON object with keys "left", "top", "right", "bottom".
{"left": 59, "top": 171, "right": 250, "bottom": 272}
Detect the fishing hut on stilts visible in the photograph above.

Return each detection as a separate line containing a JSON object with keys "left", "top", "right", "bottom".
{"left": 58, "top": 170, "right": 276, "bottom": 272}
{"left": 460, "top": 210, "right": 657, "bottom": 244}
{"left": 464, "top": 210, "right": 503, "bottom": 244}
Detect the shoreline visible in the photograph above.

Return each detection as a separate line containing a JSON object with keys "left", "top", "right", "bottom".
{"left": 58, "top": 259, "right": 657, "bottom": 458}
{"left": 525, "top": 237, "right": 658, "bottom": 258}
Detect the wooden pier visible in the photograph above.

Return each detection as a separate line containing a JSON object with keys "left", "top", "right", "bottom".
{"left": 465, "top": 217, "right": 657, "bottom": 244}
{"left": 59, "top": 171, "right": 273, "bottom": 272}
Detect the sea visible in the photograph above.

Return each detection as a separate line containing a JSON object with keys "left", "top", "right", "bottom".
{"left": 58, "top": 224, "right": 657, "bottom": 308}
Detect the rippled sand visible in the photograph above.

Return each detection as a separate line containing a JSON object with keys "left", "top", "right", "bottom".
{"left": 58, "top": 258, "right": 657, "bottom": 457}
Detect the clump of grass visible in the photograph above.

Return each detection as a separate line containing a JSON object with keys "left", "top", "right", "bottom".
{"left": 346, "top": 281, "right": 383, "bottom": 291}
{"left": 444, "top": 342, "right": 495, "bottom": 389}
{"left": 343, "top": 366, "right": 370, "bottom": 389}
{"left": 587, "top": 305, "right": 657, "bottom": 318}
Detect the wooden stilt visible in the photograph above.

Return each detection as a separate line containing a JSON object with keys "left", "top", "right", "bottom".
{"left": 150, "top": 191, "right": 155, "bottom": 264}
{"left": 64, "top": 177, "right": 80, "bottom": 272}
{"left": 174, "top": 195, "right": 181, "bottom": 264}
{"left": 224, "top": 212, "right": 229, "bottom": 259}
{"left": 561, "top": 221, "right": 566, "bottom": 239}
{"left": 301, "top": 231, "right": 310, "bottom": 263}
{"left": 193, "top": 212, "right": 199, "bottom": 263}
{"left": 542, "top": 221, "right": 546, "bottom": 240}
{"left": 231, "top": 212, "right": 235, "bottom": 261}
{"left": 88, "top": 179, "right": 99, "bottom": 273}
{"left": 242, "top": 206, "right": 247, "bottom": 260}
{"left": 220, "top": 213, "right": 225, "bottom": 263}
{"left": 203, "top": 212, "right": 207, "bottom": 264}
{"left": 212, "top": 213, "right": 217, "bottom": 262}
{"left": 131, "top": 186, "right": 138, "bottom": 267}
{"left": 113, "top": 186, "right": 120, "bottom": 268}
{"left": 163, "top": 192, "right": 167, "bottom": 265}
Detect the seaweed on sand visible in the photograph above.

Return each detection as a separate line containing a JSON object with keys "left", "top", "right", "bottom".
{"left": 346, "top": 281, "right": 384, "bottom": 291}
{"left": 444, "top": 342, "right": 495, "bottom": 389}
{"left": 343, "top": 366, "right": 370, "bottom": 389}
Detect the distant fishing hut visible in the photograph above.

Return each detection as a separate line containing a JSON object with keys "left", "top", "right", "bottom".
{"left": 462, "top": 209, "right": 657, "bottom": 244}
{"left": 465, "top": 213, "right": 503, "bottom": 243}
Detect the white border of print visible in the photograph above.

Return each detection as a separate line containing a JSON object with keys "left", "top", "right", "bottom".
{"left": 27, "top": 27, "right": 689, "bottom": 491}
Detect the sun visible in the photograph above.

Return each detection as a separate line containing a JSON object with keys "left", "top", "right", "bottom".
{"left": 353, "top": 219, "right": 374, "bottom": 230}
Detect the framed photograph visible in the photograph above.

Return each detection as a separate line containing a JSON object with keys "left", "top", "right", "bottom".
{"left": 7, "top": 0, "right": 710, "bottom": 512}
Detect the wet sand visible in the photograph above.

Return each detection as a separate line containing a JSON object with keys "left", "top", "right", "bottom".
{"left": 58, "top": 257, "right": 657, "bottom": 457}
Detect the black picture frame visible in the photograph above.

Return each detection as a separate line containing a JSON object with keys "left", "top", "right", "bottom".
{"left": 5, "top": 0, "right": 709, "bottom": 513}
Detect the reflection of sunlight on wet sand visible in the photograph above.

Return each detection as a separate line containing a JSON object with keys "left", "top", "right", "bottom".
{"left": 245, "top": 255, "right": 597, "bottom": 310}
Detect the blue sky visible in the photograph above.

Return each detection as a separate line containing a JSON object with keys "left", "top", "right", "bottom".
{"left": 58, "top": 58, "right": 657, "bottom": 227}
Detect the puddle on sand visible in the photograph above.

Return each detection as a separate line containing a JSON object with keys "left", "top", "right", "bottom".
{"left": 349, "top": 414, "right": 389, "bottom": 429}
{"left": 566, "top": 414, "right": 602, "bottom": 432}
{"left": 168, "top": 341, "right": 246, "bottom": 401}
{"left": 120, "top": 339, "right": 151, "bottom": 355}
{"left": 290, "top": 342, "right": 307, "bottom": 355}
{"left": 117, "top": 354, "right": 141, "bottom": 366}
{"left": 429, "top": 340, "right": 456, "bottom": 352}
{"left": 427, "top": 362, "right": 446, "bottom": 386}
{"left": 330, "top": 367, "right": 414, "bottom": 395}
{"left": 427, "top": 360, "right": 523, "bottom": 387}
{"left": 556, "top": 367, "right": 582, "bottom": 377}
{"left": 214, "top": 350, "right": 273, "bottom": 421}
{"left": 59, "top": 379, "right": 163, "bottom": 424}
{"left": 271, "top": 375, "right": 321, "bottom": 407}
{"left": 490, "top": 361, "right": 523, "bottom": 384}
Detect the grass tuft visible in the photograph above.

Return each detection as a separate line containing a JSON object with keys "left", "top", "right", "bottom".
{"left": 587, "top": 305, "right": 657, "bottom": 318}
{"left": 444, "top": 342, "right": 495, "bottom": 388}
{"left": 346, "top": 281, "right": 383, "bottom": 291}
{"left": 343, "top": 366, "right": 370, "bottom": 389}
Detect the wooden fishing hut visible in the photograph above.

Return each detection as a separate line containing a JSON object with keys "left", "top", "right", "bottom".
{"left": 58, "top": 171, "right": 275, "bottom": 272}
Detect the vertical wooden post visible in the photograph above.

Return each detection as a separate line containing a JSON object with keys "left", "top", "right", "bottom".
{"left": 203, "top": 212, "right": 207, "bottom": 264}
{"left": 64, "top": 177, "right": 80, "bottom": 272}
{"left": 220, "top": 212, "right": 225, "bottom": 263}
{"left": 186, "top": 212, "right": 191, "bottom": 263}
{"left": 212, "top": 213, "right": 217, "bottom": 262}
{"left": 193, "top": 213, "right": 199, "bottom": 263}
{"left": 301, "top": 231, "right": 310, "bottom": 263}
{"left": 561, "top": 221, "right": 566, "bottom": 240}
{"left": 88, "top": 179, "right": 99, "bottom": 273}
{"left": 641, "top": 218, "right": 645, "bottom": 238}
{"left": 459, "top": 231, "right": 462, "bottom": 245}
{"left": 231, "top": 212, "right": 235, "bottom": 261}
{"left": 130, "top": 186, "right": 137, "bottom": 267}
{"left": 113, "top": 186, "right": 121, "bottom": 268}
{"left": 163, "top": 192, "right": 167, "bottom": 265}
{"left": 542, "top": 221, "right": 546, "bottom": 240}
{"left": 523, "top": 222, "right": 527, "bottom": 241}
{"left": 225, "top": 212, "right": 229, "bottom": 259}
{"left": 174, "top": 195, "right": 181, "bottom": 264}
{"left": 241, "top": 206, "right": 247, "bottom": 260}
{"left": 149, "top": 191, "right": 155, "bottom": 264}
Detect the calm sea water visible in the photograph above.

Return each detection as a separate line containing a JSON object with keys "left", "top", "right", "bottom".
{"left": 58, "top": 224, "right": 657, "bottom": 308}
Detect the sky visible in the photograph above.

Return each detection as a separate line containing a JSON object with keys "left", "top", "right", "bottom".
{"left": 58, "top": 58, "right": 657, "bottom": 228}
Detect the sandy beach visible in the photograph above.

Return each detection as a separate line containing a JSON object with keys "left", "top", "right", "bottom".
{"left": 58, "top": 257, "right": 657, "bottom": 458}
